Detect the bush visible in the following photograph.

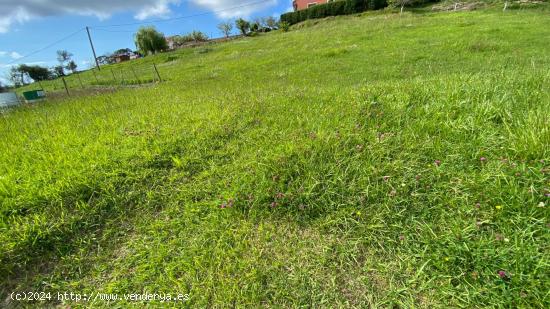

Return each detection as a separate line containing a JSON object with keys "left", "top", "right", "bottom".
{"left": 279, "top": 21, "right": 290, "bottom": 32}
{"left": 281, "top": 0, "right": 388, "bottom": 25}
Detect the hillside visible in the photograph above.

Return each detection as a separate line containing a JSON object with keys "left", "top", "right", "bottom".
{"left": 1, "top": 6, "right": 549, "bottom": 308}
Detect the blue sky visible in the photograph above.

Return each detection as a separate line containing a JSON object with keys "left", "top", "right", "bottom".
{"left": 0, "top": 0, "right": 293, "bottom": 85}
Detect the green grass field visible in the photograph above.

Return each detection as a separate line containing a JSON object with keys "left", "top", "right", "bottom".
{"left": 1, "top": 4, "right": 549, "bottom": 308}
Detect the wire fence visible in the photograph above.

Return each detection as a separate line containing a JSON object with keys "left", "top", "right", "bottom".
{"left": 35, "top": 62, "right": 164, "bottom": 98}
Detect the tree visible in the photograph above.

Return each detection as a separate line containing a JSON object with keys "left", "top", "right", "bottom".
{"left": 0, "top": 81, "right": 6, "bottom": 93}
{"left": 235, "top": 18, "right": 250, "bottom": 36}
{"left": 56, "top": 50, "right": 72, "bottom": 65}
{"left": 113, "top": 48, "right": 132, "bottom": 55}
{"left": 8, "top": 66, "right": 25, "bottom": 86}
{"left": 17, "top": 64, "right": 52, "bottom": 81}
{"left": 66, "top": 60, "right": 78, "bottom": 74}
{"left": 388, "top": 0, "right": 415, "bottom": 14}
{"left": 134, "top": 26, "right": 167, "bottom": 55}
{"left": 52, "top": 65, "right": 65, "bottom": 77}
{"left": 217, "top": 21, "right": 233, "bottom": 38}
{"left": 265, "top": 16, "right": 278, "bottom": 29}
{"left": 250, "top": 22, "right": 259, "bottom": 33}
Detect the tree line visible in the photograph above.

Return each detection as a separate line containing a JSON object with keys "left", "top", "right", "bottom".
{"left": 2, "top": 15, "right": 286, "bottom": 90}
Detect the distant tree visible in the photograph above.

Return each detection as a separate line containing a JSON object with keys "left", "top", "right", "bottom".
{"left": 388, "top": 0, "right": 415, "bottom": 14}
{"left": 8, "top": 66, "right": 25, "bottom": 86}
{"left": 265, "top": 16, "right": 278, "bottom": 29}
{"left": 52, "top": 65, "right": 65, "bottom": 77}
{"left": 235, "top": 18, "right": 250, "bottom": 36}
{"left": 66, "top": 60, "right": 78, "bottom": 74}
{"left": 250, "top": 22, "right": 259, "bottom": 33}
{"left": 17, "top": 64, "right": 52, "bottom": 81}
{"left": 113, "top": 48, "right": 132, "bottom": 55}
{"left": 134, "top": 26, "right": 167, "bottom": 55}
{"left": 56, "top": 50, "right": 72, "bottom": 66}
{"left": 217, "top": 21, "right": 233, "bottom": 38}
{"left": 0, "top": 81, "right": 6, "bottom": 93}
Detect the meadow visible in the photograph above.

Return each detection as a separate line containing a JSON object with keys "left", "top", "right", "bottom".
{"left": 1, "top": 4, "right": 549, "bottom": 308}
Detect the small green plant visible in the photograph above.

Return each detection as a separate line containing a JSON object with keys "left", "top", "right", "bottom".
{"left": 279, "top": 21, "right": 290, "bottom": 32}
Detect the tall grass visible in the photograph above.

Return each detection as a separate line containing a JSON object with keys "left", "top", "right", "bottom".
{"left": 1, "top": 7, "right": 549, "bottom": 308}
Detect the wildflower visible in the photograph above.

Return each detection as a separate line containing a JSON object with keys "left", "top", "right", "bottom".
{"left": 272, "top": 175, "right": 279, "bottom": 182}
{"left": 538, "top": 202, "right": 545, "bottom": 208}
{"left": 495, "top": 205, "right": 503, "bottom": 210}
{"left": 399, "top": 235, "right": 405, "bottom": 241}
{"left": 275, "top": 192, "right": 285, "bottom": 199}
{"left": 471, "top": 271, "right": 479, "bottom": 280}
{"left": 355, "top": 211, "right": 362, "bottom": 216}
{"left": 480, "top": 157, "right": 487, "bottom": 163}
{"left": 227, "top": 199, "right": 234, "bottom": 208}
{"left": 475, "top": 202, "right": 481, "bottom": 209}
{"left": 383, "top": 176, "right": 390, "bottom": 182}
{"left": 415, "top": 175, "right": 421, "bottom": 181}
{"left": 434, "top": 160, "right": 441, "bottom": 167}
{"left": 504, "top": 238, "right": 510, "bottom": 242}
{"left": 497, "top": 270, "right": 510, "bottom": 280}
{"left": 476, "top": 221, "right": 483, "bottom": 228}
{"left": 355, "top": 144, "right": 364, "bottom": 151}
{"left": 515, "top": 172, "right": 521, "bottom": 177}
{"left": 220, "top": 202, "right": 227, "bottom": 209}
{"left": 495, "top": 234, "right": 504, "bottom": 241}
{"left": 444, "top": 257, "right": 450, "bottom": 262}
{"left": 270, "top": 202, "right": 278, "bottom": 208}
{"left": 389, "top": 189, "right": 397, "bottom": 197}
{"left": 401, "top": 183, "right": 406, "bottom": 187}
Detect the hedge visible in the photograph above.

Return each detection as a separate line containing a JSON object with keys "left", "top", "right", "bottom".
{"left": 281, "top": 0, "right": 388, "bottom": 25}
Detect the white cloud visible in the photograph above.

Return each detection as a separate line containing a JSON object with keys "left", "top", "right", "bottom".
{"left": 192, "top": 0, "right": 278, "bottom": 19}
{"left": 135, "top": 0, "right": 179, "bottom": 20}
{"left": 0, "top": 51, "right": 24, "bottom": 60}
{"left": 10, "top": 52, "right": 23, "bottom": 59}
{"left": 0, "top": 0, "right": 277, "bottom": 33}
{"left": 0, "top": 7, "right": 32, "bottom": 33}
{"left": 0, "top": 1, "right": 181, "bottom": 33}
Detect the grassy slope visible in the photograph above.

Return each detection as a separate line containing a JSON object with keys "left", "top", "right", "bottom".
{"left": 1, "top": 7, "right": 549, "bottom": 308}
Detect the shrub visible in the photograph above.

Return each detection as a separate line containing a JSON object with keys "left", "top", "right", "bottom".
{"left": 279, "top": 21, "right": 290, "bottom": 32}
{"left": 281, "top": 0, "right": 388, "bottom": 25}
{"left": 236, "top": 18, "right": 251, "bottom": 35}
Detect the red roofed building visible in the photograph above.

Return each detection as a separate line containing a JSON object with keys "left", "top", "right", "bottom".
{"left": 292, "top": 0, "right": 330, "bottom": 11}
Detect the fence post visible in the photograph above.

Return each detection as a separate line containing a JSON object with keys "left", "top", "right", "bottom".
{"left": 153, "top": 63, "right": 162, "bottom": 82}
{"left": 120, "top": 69, "right": 126, "bottom": 85}
{"left": 62, "top": 77, "right": 70, "bottom": 96}
{"left": 77, "top": 73, "right": 84, "bottom": 88}
{"left": 131, "top": 66, "right": 140, "bottom": 84}
{"left": 92, "top": 69, "right": 99, "bottom": 84}
{"left": 111, "top": 68, "right": 117, "bottom": 84}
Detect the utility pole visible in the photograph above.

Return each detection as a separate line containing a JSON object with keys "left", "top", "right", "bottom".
{"left": 86, "top": 26, "right": 101, "bottom": 71}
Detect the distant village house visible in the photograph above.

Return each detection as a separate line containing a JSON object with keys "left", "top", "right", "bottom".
{"left": 293, "top": 0, "right": 330, "bottom": 11}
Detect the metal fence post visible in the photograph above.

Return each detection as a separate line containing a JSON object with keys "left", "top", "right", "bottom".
{"left": 153, "top": 63, "right": 162, "bottom": 82}
{"left": 92, "top": 69, "right": 99, "bottom": 84}
{"left": 62, "top": 77, "right": 70, "bottom": 96}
